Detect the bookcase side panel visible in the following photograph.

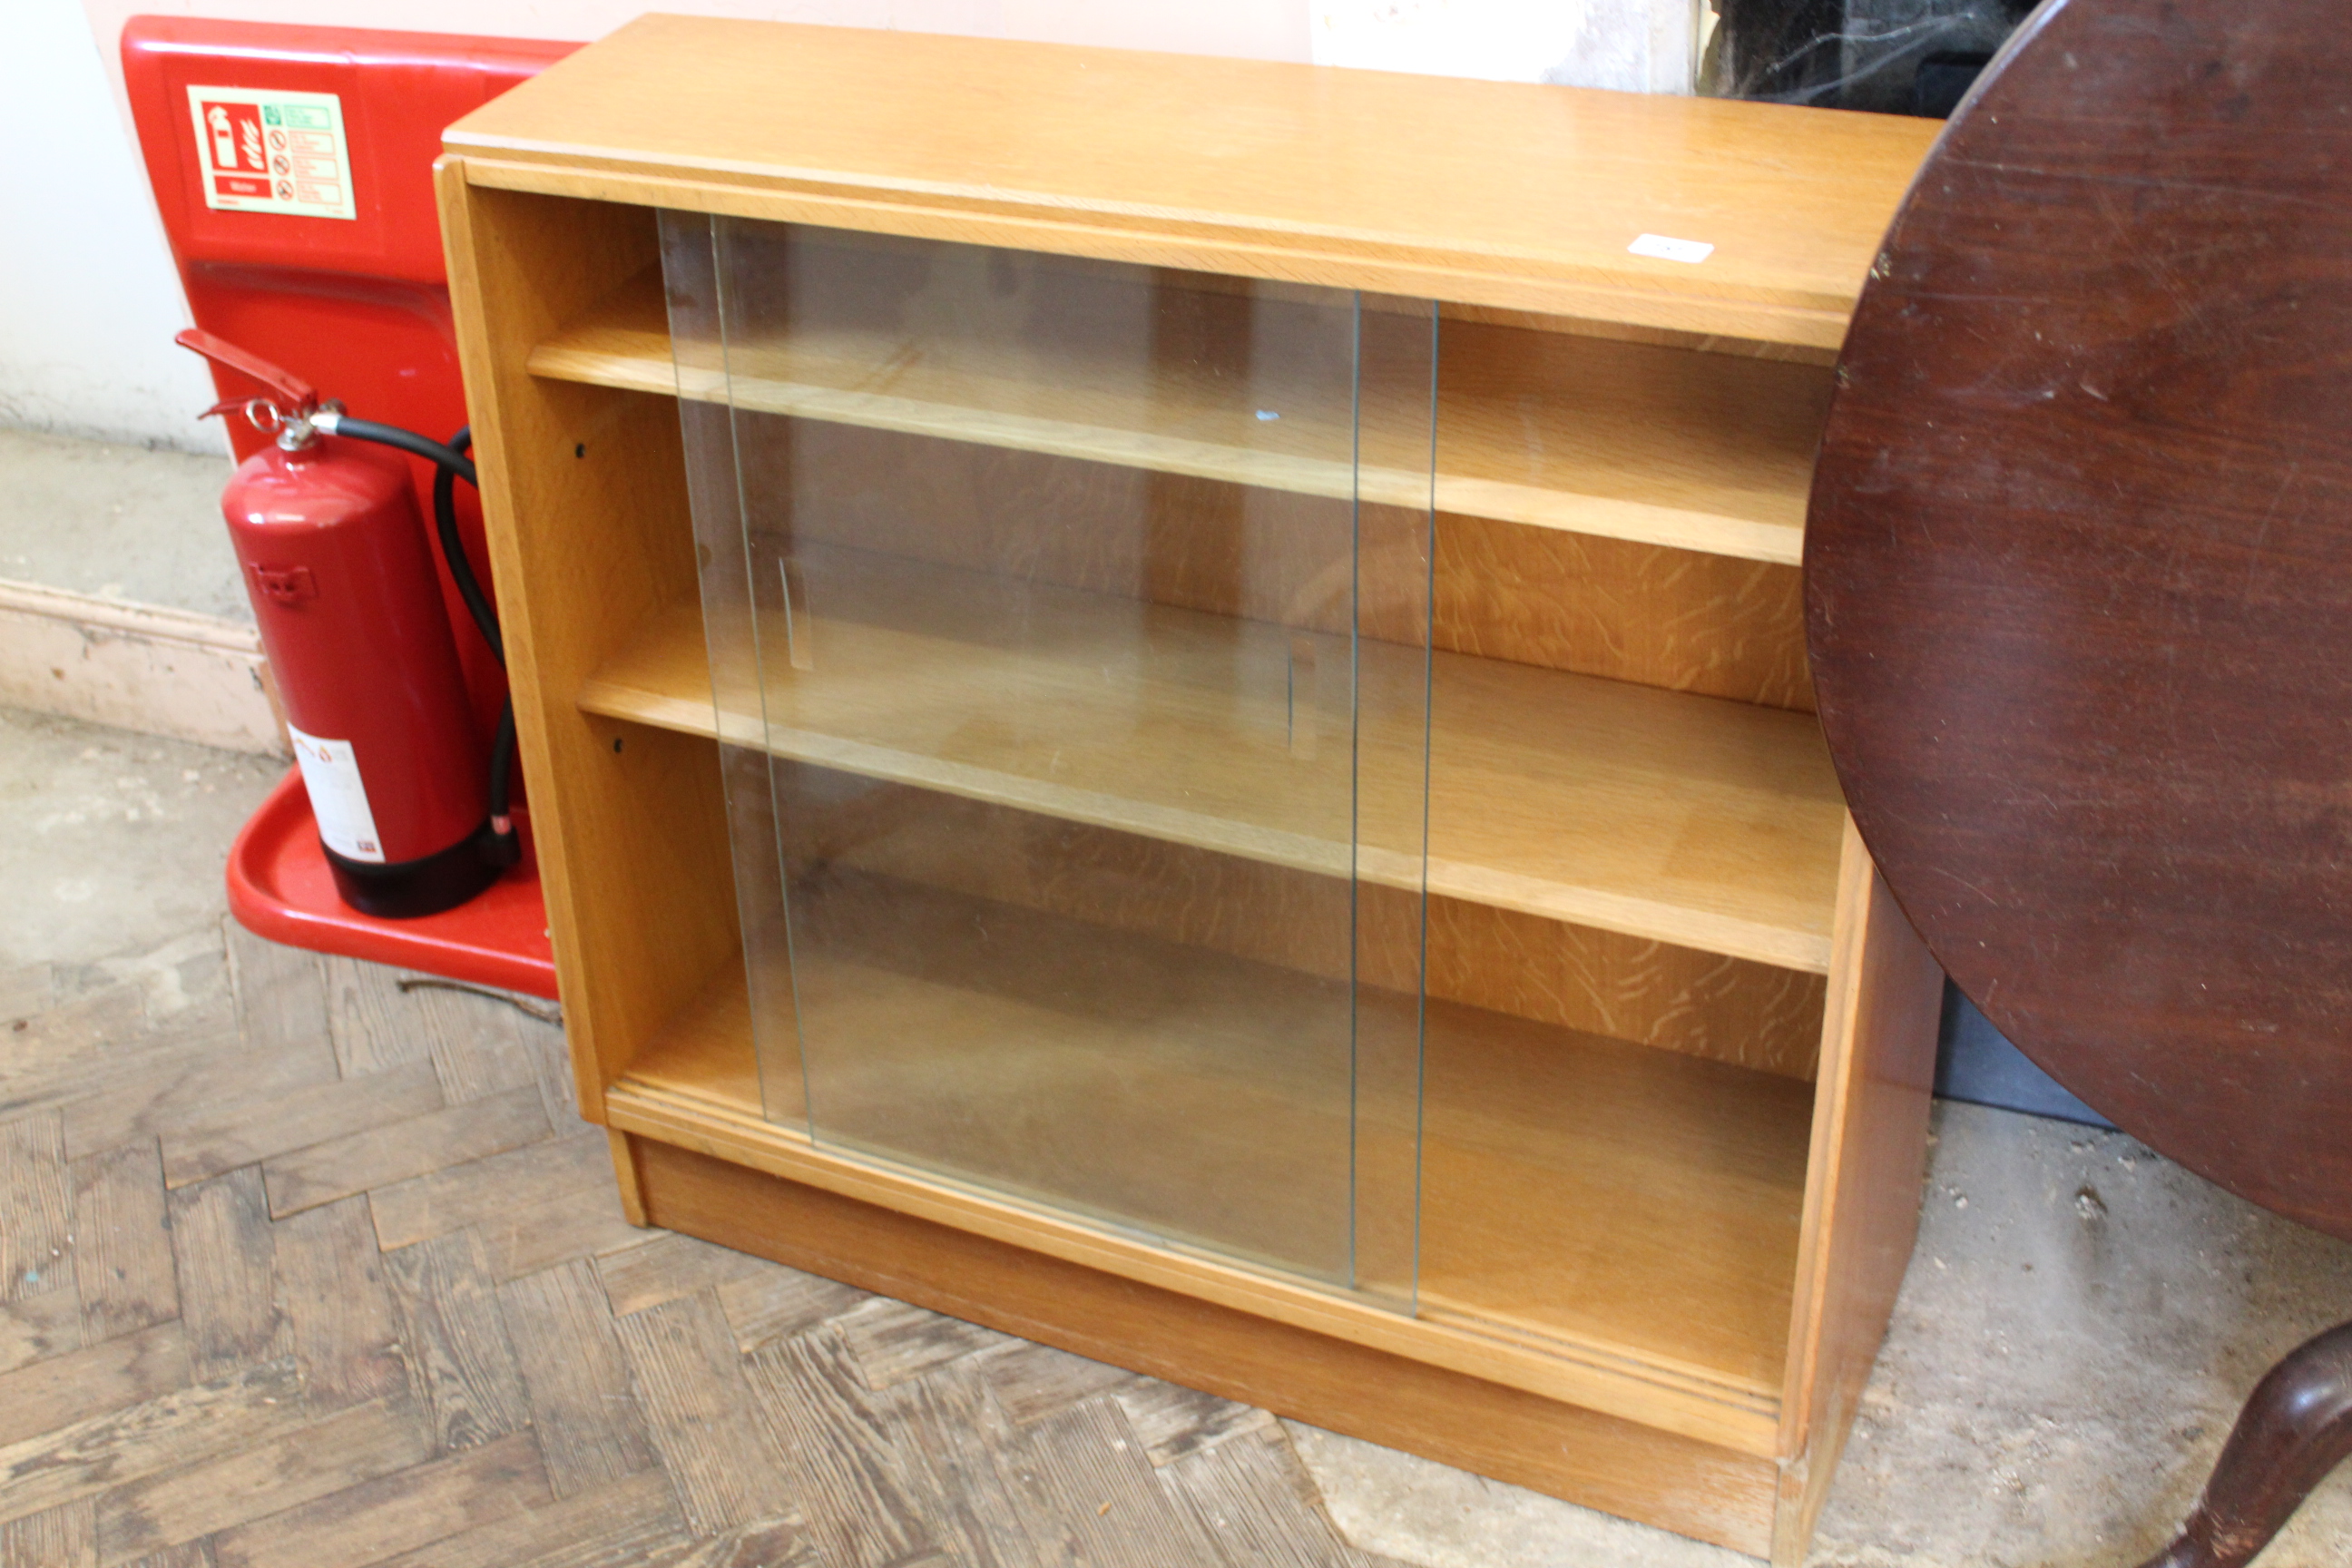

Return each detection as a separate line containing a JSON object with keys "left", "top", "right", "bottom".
{"left": 438, "top": 166, "right": 738, "bottom": 1116}
{"left": 1772, "top": 816, "right": 1943, "bottom": 1563}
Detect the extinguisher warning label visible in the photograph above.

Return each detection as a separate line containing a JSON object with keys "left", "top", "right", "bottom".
{"left": 186, "top": 87, "right": 357, "bottom": 220}
{"left": 288, "top": 727, "right": 386, "bottom": 863}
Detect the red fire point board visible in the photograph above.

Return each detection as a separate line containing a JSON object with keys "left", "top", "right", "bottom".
{"left": 186, "top": 86, "right": 356, "bottom": 219}
{"left": 132, "top": 19, "right": 581, "bottom": 998}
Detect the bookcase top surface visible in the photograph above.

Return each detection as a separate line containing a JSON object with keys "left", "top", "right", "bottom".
{"left": 443, "top": 14, "right": 1939, "bottom": 341}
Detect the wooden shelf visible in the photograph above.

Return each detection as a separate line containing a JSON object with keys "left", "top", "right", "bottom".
{"left": 1417, "top": 1004, "right": 1808, "bottom": 1391}
{"left": 613, "top": 896, "right": 1811, "bottom": 1406}
{"left": 577, "top": 547, "right": 1844, "bottom": 971}
{"left": 530, "top": 268, "right": 1828, "bottom": 565}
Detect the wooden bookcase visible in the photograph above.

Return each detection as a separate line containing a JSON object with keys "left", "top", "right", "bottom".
{"left": 436, "top": 17, "right": 1945, "bottom": 1561}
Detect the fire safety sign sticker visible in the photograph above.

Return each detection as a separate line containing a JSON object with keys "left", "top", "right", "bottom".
{"left": 186, "top": 86, "right": 357, "bottom": 220}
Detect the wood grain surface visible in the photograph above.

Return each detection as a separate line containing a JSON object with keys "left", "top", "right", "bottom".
{"left": 435, "top": 172, "right": 740, "bottom": 1129}
{"left": 634, "top": 1134, "right": 1780, "bottom": 1555}
{"left": 1806, "top": 0, "right": 2352, "bottom": 1242}
{"left": 1771, "top": 821, "right": 1942, "bottom": 1558}
{"left": 528, "top": 383, "right": 1813, "bottom": 708}
{"left": 770, "top": 787, "right": 1828, "bottom": 1078}
{"left": 0, "top": 936, "right": 1420, "bottom": 1568}
{"left": 1440, "top": 514, "right": 1814, "bottom": 710}
{"left": 69, "top": 1143, "right": 177, "bottom": 1345}
{"left": 530, "top": 261, "right": 1830, "bottom": 564}
{"left": 579, "top": 555, "right": 1846, "bottom": 971}
{"left": 612, "top": 918, "right": 1809, "bottom": 1428}
{"left": 446, "top": 15, "right": 1935, "bottom": 343}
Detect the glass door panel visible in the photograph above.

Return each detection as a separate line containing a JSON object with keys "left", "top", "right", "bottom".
{"left": 663, "top": 212, "right": 1433, "bottom": 1300}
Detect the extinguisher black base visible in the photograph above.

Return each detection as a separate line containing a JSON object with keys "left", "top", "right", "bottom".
{"left": 325, "top": 825, "right": 502, "bottom": 918}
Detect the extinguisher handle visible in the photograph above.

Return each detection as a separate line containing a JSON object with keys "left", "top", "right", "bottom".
{"left": 174, "top": 328, "right": 319, "bottom": 416}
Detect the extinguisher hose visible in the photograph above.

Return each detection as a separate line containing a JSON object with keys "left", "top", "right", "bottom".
{"left": 323, "top": 415, "right": 518, "bottom": 871}
{"left": 433, "top": 428, "right": 522, "bottom": 867}
{"left": 329, "top": 416, "right": 479, "bottom": 488}
{"left": 427, "top": 429, "right": 502, "bottom": 666}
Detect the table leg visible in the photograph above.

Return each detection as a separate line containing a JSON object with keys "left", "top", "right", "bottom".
{"left": 2137, "top": 1319, "right": 2352, "bottom": 1568}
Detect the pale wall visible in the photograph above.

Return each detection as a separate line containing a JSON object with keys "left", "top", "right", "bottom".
{"left": 3, "top": 0, "right": 226, "bottom": 452}
{"left": 0, "top": 0, "right": 1693, "bottom": 454}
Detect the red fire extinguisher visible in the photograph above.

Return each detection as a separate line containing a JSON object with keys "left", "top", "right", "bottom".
{"left": 177, "top": 329, "right": 518, "bottom": 918}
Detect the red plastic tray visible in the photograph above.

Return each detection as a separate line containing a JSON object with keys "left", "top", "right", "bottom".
{"left": 228, "top": 768, "right": 557, "bottom": 998}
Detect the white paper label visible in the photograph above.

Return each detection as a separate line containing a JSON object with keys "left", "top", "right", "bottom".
{"left": 186, "top": 86, "right": 357, "bottom": 220}
{"left": 1628, "top": 232, "right": 1715, "bottom": 264}
{"left": 289, "top": 727, "right": 386, "bottom": 862}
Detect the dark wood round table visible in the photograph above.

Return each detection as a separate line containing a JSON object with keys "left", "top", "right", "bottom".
{"left": 1804, "top": 1, "right": 2352, "bottom": 1562}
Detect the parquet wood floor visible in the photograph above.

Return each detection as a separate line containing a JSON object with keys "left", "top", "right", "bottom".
{"left": 0, "top": 921, "right": 1406, "bottom": 1568}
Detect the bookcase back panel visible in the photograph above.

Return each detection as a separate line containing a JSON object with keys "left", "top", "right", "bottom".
{"left": 778, "top": 768, "right": 1823, "bottom": 1079}
{"left": 712, "top": 419, "right": 1814, "bottom": 710}
{"left": 729, "top": 420, "right": 1416, "bottom": 642}
{"left": 1437, "top": 516, "right": 1814, "bottom": 711}
{"left": 1427, "top": 899, "right": 1826, "bottom": 1080}
{"left": 1433, "top": 318, "right": 1835, "bottom": 557}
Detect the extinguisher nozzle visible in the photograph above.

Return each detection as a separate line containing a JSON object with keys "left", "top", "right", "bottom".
{"left": 480, "top": 700, "right": 521, "bottom": 871}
